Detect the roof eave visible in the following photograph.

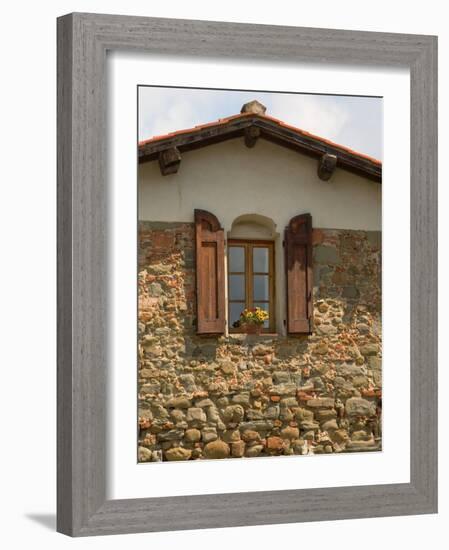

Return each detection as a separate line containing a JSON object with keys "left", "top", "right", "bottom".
{"left": 138, "top": 115, "right": 382, "bottom": 182}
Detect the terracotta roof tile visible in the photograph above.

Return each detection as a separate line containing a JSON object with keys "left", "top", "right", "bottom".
{"left": 139, "top": 113, "right": 252, "bottom": 146}
{"left": 139, "top": 112, "right": 381, "bottom": 167}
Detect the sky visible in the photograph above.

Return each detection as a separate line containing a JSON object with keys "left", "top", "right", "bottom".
{"left": 138, "top": 86, "right": 383, "bottom": 160}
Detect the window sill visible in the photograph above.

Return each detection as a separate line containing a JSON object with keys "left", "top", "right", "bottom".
{"left": 226, "top": 332, "right": 281, "bottom": 343}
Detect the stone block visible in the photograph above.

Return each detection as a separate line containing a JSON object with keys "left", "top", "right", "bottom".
{"left": 231, "top": 440, "right": 246, "bottom": 458}
{"left": 157, "top": 428, "right": 185, "bottom": 442}
{"left": 280, "top": 397, "right": 298, "bottom": 407}
{"left": 291, "top": 439, "right": 306, "bottom": 454}
{"left": 265, "top": 405, "right": 280, "bottom": 420}
{"left": 352, "top": 430, "right": 372, "bottom": 441}
{"left": 164, "top": 447, "right": 192, "bottom": 461}
{"left": 194, "top": 398, "right": 214, "bottom": 408}
{"left": 367, "top": 356, "right": 382, "bottom": 370}
{"left": 252, "top": 344, "right": 273, "bottom": 356}
{"left": 242, "top": 430, "right": 261, "bottom": 443}
{"left": 178, "top": 374, "right": 196, "bottom": 391}
{"left": 316, "top": 324, "right": 338, "bottom": 336}
{"left": 186, "top": 407, "right": 207, "bottom": 426}
{"left": 359, "top": 344, "right": 379, "bottom": 356}
{"left": 165, "top": 396, "right": 191, "bottom": 409}
{"left": 140, "top": 382, "right": 161, "bottom": 395}
{"left": 306, "top": 397, "right": 335, "bottom": 408}
{"left": 330, "top": 429, "right": 349, "bottom": 444}
{"left": 203, "top": 440, "right": 230, "bottom": 459}
{"left": 345, "top": 397, "right": 376, "bottom": 417}
{"left": 322, "top": 419, "right": 339, "bottom": 432}
{"left": 299, "top": 420, "right": 320, "bottom": 431}
{"left": 280, "top": 426, "right": 300, "bottom": 440}
{"left": 246, "top": 409, "right": 264, "bottom": 420}
{"left": 336, "top": 364, "right": 363, "bottom": 378}
{"left": 314, "top": 343, "right": 329, "bottom": 355}
{"left": 138, "top": 447, "right": 153, "bottom": 462}
{"left": 222, "top": 405, "right": 245, "bottom": 423}
{"left": 245, "top": 444, "right": 264, "bottom": 457}
{"left": 148, "top": 282, "right": 164, "bottom": 296}
{"left": 352, "top": 375, "right": 369, "bottom": 388}
{"left": 272, "top": 371, "right": 291, "bottom": 385}
{"left": 201, "top": 427, "right": 218, "bottom": 443}
{"left": 232, "top": 393, "right": 251, "bottom": 407}
{"left": 295, "top": 408, "right": 314, "bottom": 422}
{"left": 266, "top": 436, "right": 285, "bottom": 453}
{"left": 346, "top": 440, "right": 378, "bottom": 450}
{"left": 219, "top": 360, "right": 235, "bottom": 375}
{"left": 269, "top": 383, "right": 297, "bottom": 396}
{"left": 315, "top": 245, "right": 341, "bottom": 265}
{"left": 184, "top": 428, "right": 201, "bottom": 443}
{"left": 314, "top": 409, "right": 337, "bottom": 422}
{"left": 239, "top": 420, "right": 273, "bottom": 433}
{"left": 222, "top": 429, "right": 241, "bottom": 443}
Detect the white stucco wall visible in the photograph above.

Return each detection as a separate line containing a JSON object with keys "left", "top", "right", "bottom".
{"left": 138, "top": 137, "right": 381, "bottom": 231}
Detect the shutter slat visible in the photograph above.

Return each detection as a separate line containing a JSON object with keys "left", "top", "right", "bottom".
{"left": 285, "top": 213, "right": 313, "bottom": 334}
{"left": 195, "top": 209, "right": 225, "bottom": 334}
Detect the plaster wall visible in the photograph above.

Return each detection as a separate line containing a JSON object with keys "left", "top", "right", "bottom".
{"left": 138, "top": 138, "right": 381, "bottom": 231}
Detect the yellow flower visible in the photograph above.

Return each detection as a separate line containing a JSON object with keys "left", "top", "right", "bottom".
{"left": 240, "top": 307, "right": 268, "bottom": 325}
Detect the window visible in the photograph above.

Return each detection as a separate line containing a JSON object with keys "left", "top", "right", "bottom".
{"left": 227, "top": 240, "right": 275, "bottom": 333}
{"left": 194, "top": 209, "right": 312, "bottom": 336}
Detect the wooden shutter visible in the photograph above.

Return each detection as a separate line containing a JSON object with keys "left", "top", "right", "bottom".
{"left": 195, "top": 209, "right": 225, "bottom": 334}
{"left": 285, "top": 213, "right": 313, "bottom": 334}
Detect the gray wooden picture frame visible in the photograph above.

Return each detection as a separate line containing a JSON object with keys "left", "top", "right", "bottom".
{"left": 57, "top": 12, "right": 438, "bottom": 537}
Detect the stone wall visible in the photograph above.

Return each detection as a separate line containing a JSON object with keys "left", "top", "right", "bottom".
{"left": 138, "top": 221, "right": 382, "bottom": 462}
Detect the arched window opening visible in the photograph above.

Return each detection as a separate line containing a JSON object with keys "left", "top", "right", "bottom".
{"left": 227, "top": 215, "right": 276, "bottom": 333}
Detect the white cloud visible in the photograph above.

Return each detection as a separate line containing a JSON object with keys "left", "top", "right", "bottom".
{"left": 144, "top": 99, "right": 196, "bottom": 138}
{"left": 138, "top": 87, "right": 382, "bottom": 159}
{"left": 269, "top": 95, "right": 349, "bottom": 142}
{"left": 139, "top": 87, "right": 228, "bottom": 140}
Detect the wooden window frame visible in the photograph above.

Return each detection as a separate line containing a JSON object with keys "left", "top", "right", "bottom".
{"left": 227, "top": 239, "right": 275, "bottom": 333}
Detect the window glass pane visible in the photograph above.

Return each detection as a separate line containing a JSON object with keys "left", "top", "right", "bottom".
{"left": 253, "top": 274, "right": 269, "bottom": 301}
{"left": 254, "top": 302, "right": 270, "bottom": 328}
{"left": 229, "top": 302, "right": 245, "bottom": 328}
{"left": 253, "top": 247, "right": 269, "bottom": 272}
{"left": 228, "top": 246, "right": 245, "bottom": 272}
{"left": 229, "top": 274, "right": 245, "bottom": 300}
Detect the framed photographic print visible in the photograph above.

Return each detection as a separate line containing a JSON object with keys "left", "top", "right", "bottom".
{"left": 57, "top": 13, "right": 437, "bottom": 536}
{"left": 136, "top": 87, "right": 383, "bottom": 465}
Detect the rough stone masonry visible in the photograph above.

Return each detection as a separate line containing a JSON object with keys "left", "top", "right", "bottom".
{"left": 137, "top": 221, "right": 382, "bottom": 462}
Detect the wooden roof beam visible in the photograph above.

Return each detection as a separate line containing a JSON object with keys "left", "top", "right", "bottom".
{"left": 159, "top": 146, "right": 181, "bottom": 176}
{"left": 244, "top": 126, "right": 260, "bottom": 148}
{"left": 317, "top": 153, "right": 337, "bottom": 181}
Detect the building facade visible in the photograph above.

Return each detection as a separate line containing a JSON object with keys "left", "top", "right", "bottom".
{"left": 137, "top": 101, "right": 382, "bottom": 462}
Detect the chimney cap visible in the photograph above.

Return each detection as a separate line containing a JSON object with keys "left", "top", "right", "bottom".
{"left": 240, "top": 100, "right": 267, "bottom": 115}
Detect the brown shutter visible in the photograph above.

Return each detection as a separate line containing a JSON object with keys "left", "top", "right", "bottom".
{"left": 285, "top": 213, "right": 313, "bottom": 334}
{"left": 195, "top": 209, "right": 225, "bottom": 334}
